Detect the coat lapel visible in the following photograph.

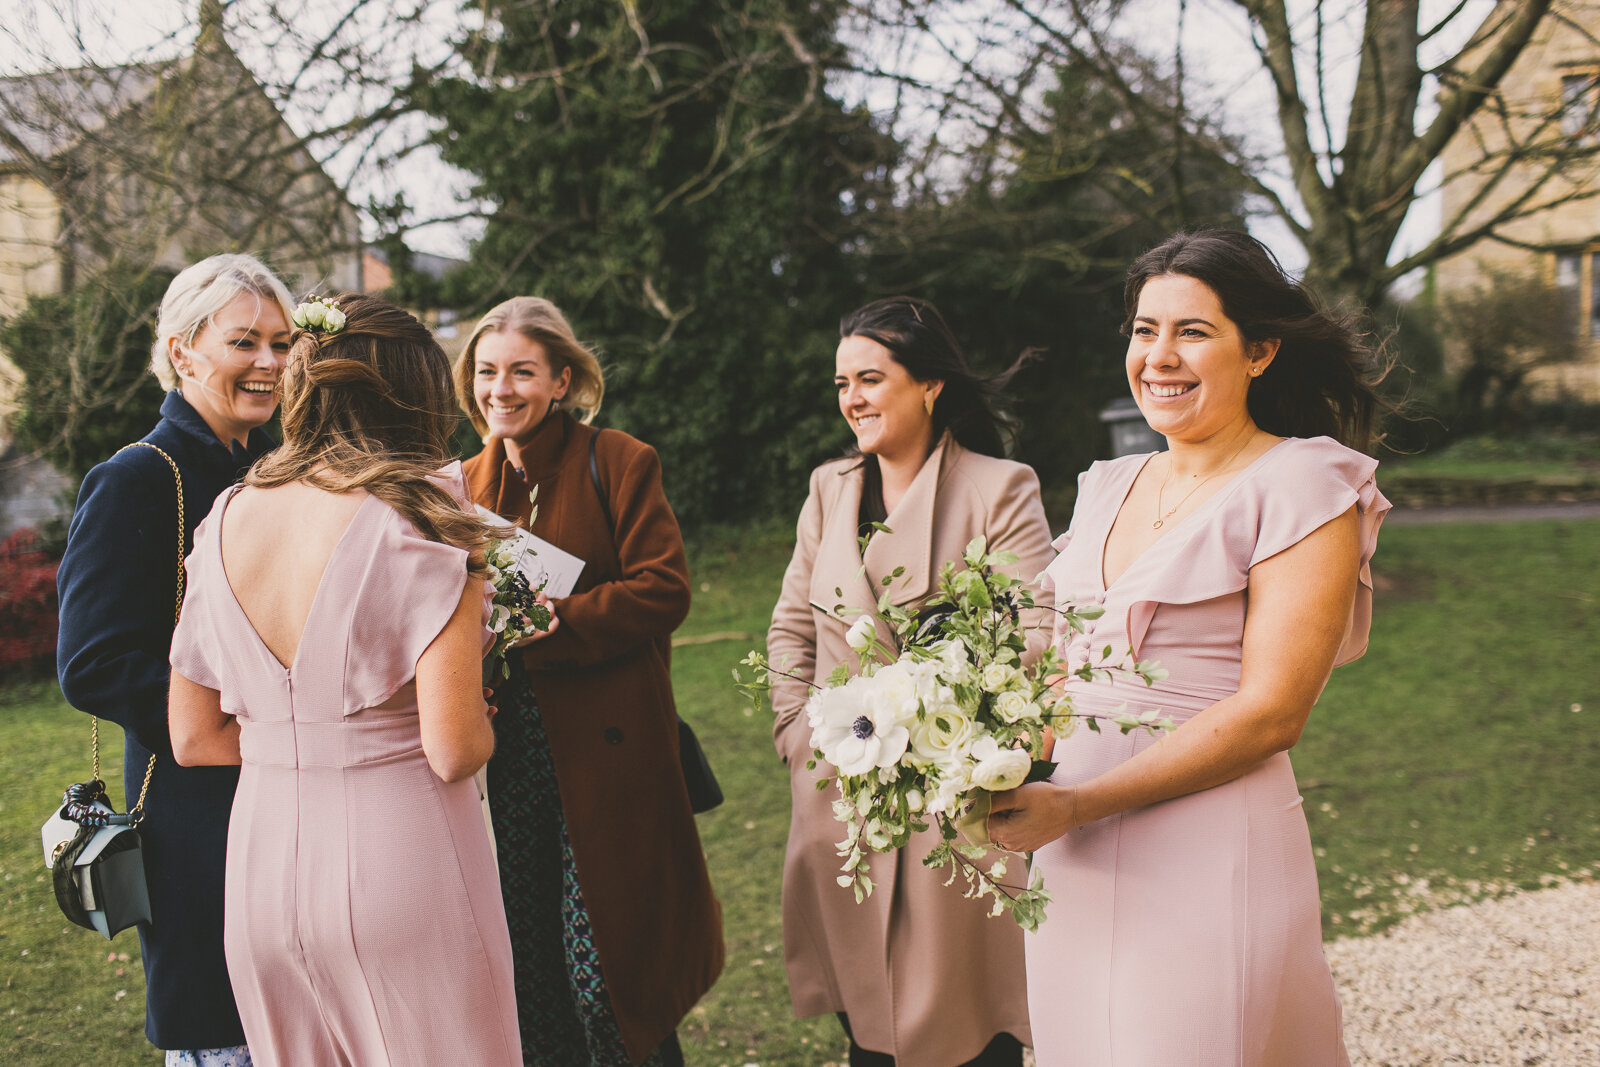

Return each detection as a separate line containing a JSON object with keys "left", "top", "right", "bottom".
{"left": 863, "top": 434, "right": 950, "bottom": 608}
{"left": 809, "top": 463, "right": 880, "bottom": 630}
{"left": 465, "top": 437, "right": 535, "bottom": 526}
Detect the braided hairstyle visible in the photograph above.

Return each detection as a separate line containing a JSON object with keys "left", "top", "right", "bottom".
{"left": 247, "top": 293, "right": 495, "bottom": 575}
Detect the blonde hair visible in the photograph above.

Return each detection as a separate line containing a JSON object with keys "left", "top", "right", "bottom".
{"left": 150, "top": 253, "right": 295, "bottom": 390}
{"left": 455, "top": 296, "right": 605, "bottom": 435}
{"left": 247, "top": 293, "right": 498, "bottom": 577}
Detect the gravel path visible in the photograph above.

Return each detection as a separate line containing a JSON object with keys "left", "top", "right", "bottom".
{"left": 1328, "top": 879, "right": 1600, "bottom": 1065}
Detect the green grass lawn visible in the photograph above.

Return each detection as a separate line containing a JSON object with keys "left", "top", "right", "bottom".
{"left": 4, "top": 516, "right": 1597, "bottom": 1065}
{"left": 1378, "top": 431, "right": 1600, "bottom": 503}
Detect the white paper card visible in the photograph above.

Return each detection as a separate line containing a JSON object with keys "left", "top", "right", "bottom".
{"left": 475, "top": 506, "right": 585, "bottom": 598}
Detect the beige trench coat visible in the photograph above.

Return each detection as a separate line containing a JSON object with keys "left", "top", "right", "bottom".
{"left": 767, "top": 434, "right": 1056, "bottom": 1064}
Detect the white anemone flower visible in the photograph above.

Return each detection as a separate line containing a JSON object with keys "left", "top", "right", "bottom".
{"left": 809, "top": 673, "right": 913, "bottom": 777}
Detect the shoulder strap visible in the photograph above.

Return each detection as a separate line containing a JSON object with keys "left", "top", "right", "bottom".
{"left": 102, "top": 442, "right": 182, "bottom": 824}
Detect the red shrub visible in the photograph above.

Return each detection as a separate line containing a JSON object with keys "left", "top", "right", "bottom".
{"left": 0, "top": 526, "right": 59, "bottom": 675}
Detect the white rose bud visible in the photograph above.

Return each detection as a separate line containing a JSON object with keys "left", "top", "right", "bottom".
{"left": 970, "top": 744, "right": 1032, "bottom": 792}
{"left": 321, "top": 306, "right": 346, "bottom": 332}
{"left": 981, "top": 661, "right": 1018, "bottom": 692}
{"left": 904, "top": 788, "right": 924, "bottom": 813}
{"left": 302, "top": 301, "right": 326, "bottom": 327}
{"left": 845, "top": 615, "right": 876, "bottom": 652}
{"left": 994, "top": 690, "right": 1030, "bottom": 723}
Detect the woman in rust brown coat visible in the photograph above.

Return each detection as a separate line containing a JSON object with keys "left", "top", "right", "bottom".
{"left": 458, "top": 296, "right": 723, "bottom": 1067}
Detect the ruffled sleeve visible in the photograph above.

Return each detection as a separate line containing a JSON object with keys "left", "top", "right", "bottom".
{"left": 343, "top": 505, "right": 474, "bottom": 714}
{"left": 1255, "top": 436, "right": 1390, "bottom": 665}
{"left": 1123, "top": 436, "right": 1389, "bottom": 665}
{"left": 168, "top": 496, "right": 231, "bottom": 693}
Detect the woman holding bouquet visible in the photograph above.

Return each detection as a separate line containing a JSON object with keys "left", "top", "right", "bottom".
{"left": 767, "top": 297, "right": 1054, "bottom": 1066}
{"left": 458, "top": 296, "right": 722, "bottom": 1067}
{"left": 988, "top": 229, "right": 1390, "bottom": 1066}
{"left": 165, "top": 294, "right": 521, "bottom": 1064}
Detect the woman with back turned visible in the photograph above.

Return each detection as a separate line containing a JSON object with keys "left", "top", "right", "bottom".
{"left": 167, "top": 294, "right": 521, "bottom": 1066}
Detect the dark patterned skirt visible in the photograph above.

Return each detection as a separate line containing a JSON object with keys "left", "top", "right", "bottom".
{"left": 486, "top": 659, "right": 673, "bottom": 1067}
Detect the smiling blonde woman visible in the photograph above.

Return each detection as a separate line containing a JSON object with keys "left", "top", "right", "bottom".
{"left": 56, "top": 253, "right": 294, "bottom": 1064}
{"left": 766, "top": 296, "right": 1054, "bottom": 1067}
{"left": 455, "top": 295, "right": 722, "bottom": 1067}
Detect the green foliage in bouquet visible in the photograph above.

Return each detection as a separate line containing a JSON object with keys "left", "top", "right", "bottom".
{"left": 738, "top": 533, "right": 1169, "bottom": 930}
{"left": 482, "top": 492, "right": 554, "bottom": 682}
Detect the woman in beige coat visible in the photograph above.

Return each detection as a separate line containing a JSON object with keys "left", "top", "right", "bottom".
{"left": 767, "top": 297, "right": 1055, "bottom": 1066}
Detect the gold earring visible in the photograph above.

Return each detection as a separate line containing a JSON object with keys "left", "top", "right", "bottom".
{"left": 924, "top": 393, "right": 935, "bottom": 416}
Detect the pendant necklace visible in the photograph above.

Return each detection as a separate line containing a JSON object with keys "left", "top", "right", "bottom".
{"left": 1152, "top": 435, "right": 1255, "bottom": 530}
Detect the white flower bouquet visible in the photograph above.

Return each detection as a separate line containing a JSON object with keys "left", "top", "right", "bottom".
{"left": 740, "top": 534, "right": 1168, "bottom": 930}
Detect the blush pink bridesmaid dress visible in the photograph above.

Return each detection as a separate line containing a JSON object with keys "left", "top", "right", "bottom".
{"left": 1027, "top": 435, "right": 1388, "bottom": 1067}
{"left": 169, "top": 484, "right": 521, "bottom": 1067}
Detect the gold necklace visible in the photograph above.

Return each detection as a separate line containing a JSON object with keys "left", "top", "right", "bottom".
{"left": 1152, "top": 435, "right": 1254, "bottom": 530}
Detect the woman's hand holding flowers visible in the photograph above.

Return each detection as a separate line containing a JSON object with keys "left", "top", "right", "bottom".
{"left": 988, "top": 782, "right": 1080, "bottom": 853}
{"left": 510, "top": 591, "right": 560, "bottom": 647}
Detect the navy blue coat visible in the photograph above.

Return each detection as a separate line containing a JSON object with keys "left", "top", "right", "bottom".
{"left": 57, "top": 391, "right": 275, "bottom": 1051}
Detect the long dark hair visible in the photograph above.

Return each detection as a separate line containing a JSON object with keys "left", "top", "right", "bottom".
{"left": 248, "top": 293, "right": 495, "bottom": 576}
{"left": 1121, "top": 230, "right": 1386, "bottom": 451}
{"left": 839, "top": 296, "right": 1028, "bottom": 460}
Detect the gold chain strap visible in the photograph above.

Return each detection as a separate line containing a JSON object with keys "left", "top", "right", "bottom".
{"left": 99, "top": 442, "right": 185, "bottom": 826}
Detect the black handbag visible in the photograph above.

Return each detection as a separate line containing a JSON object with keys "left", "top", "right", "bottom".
{"left": 588, "top": 430, "right": 724, "bottom": 813}
{"left": 41, "top": 441, "right": 178, "bottom": 938}
{"left": 42, "top": 774, "right": 153, "bottom": 939}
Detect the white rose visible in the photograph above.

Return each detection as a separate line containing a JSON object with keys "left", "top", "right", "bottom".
{"left": 321, "top": 306, "right": 347, "bottom": 332}
{"left": 301, "top": 301, "right": 326, "bottom": 327}
{"left": 993, "top": 690, "right": 1032, "bottom": 724}
{"left": 981, "top": 661, "right": 1020, "bottom": 692}
{"left": 908, "top": 700, "right": 974, "bottom": 765}
{"left": 845, "top": 614, "right": 876, "bottom": 652}
{"left": 969, "top": 736, "right": 1033, "bottom": 792}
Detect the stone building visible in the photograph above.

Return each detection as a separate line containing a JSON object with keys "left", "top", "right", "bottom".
{"left": 1436, "top": 4, "right": 1600, "bottom": 400}
{"left": 0, "top": 4, "right": 362, "bottom": 532}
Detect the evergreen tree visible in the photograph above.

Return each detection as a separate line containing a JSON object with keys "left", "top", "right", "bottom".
{"left": 409, "top": 0, "right": 892, "bottom": 527}
{"left": 2, "top": 269, "right": 174, "bottom": 479}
